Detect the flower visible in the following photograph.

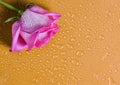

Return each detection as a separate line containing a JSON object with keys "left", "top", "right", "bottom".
{"left": 11, "top": 6, "right": 61, "bottom": 52}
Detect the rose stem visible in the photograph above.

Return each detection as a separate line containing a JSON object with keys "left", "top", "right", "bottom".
{"left": 0, "top": 0, "right": 19, "bottom": 13}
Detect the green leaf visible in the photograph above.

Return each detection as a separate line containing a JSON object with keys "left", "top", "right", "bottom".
{"left": 4, "top": 16, "right": 17, "bottom": 23}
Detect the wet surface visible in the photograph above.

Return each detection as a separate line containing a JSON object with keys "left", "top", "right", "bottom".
{"left": 0, "top": 0, "right": 120, "bottom": 85}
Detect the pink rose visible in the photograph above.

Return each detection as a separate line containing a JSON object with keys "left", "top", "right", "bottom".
{"left": 11, "top": 6, "right": 61, "bottom": 52}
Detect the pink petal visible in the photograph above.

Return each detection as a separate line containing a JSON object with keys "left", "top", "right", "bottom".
{"left": 11, "top": 21, "right": 27, "bottom": 52}
{"left": 28, "top": 32, "right": 38, "bottom": 50}
{"left": 29, "top": 6, "right": 48, "bottom": 14}
{"left": 35, "top": 25, "right": 59, "bottom": 47}
{"left": 20, "top": 31, "right": 39, "bottom": 50}
{"left": 46, "top": 13, "right": 61, "bottom": 21}
{"left": 20, "top": 31, "right": 31, "bottom": 44}
{"left": 20, "top": 9, "right": 52, "bottom": 33}
{"left": 14, "top": 35, "right": 27, "bottom": 52}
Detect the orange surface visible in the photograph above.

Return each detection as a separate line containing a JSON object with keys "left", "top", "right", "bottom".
{"left": 0, "top": 0, "right": 120, "bottom": 85}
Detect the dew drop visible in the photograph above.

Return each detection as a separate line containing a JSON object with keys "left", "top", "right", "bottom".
{"left": 93, "top": 73, "right": 99, "bottom": 80}
{"left": 108, "top": 77, "right": 116, "bottom": 85}
{"left": 76, "top": 51, "right": 80, "bottom": 56}
{"left": 51, "top": 78, "right": 55, "bottom": 83}
{"left": 101, "top": 52, "right": 110, "bottom": 61}
{"left": 81, "top": 52, "right": 85, "bottom": 56}
{"left": 71, "top": 14, "right": 75, "bottom": 18}
{"left": 4, "top": 52, "right": 8, "bottom": 55}
{"left": 60, "top": 46, "right": 64, "bottom": 49}
{"left": 53, "top": 55, "right": 59, "bottom": 59}
{"left": 99, "top": 35, "right": 105, "bottom": 40}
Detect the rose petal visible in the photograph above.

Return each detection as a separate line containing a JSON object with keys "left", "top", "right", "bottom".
{"left": 21, "top": 31, "right": 39, "bottom": 50}
{"left": 14, "top": 35, "right": 27, "bottom": 51}
{"left": 20, "top": 9, "right": 52, "bottom": 33}
{"left": 11, "top": 21, "right": 27, "bottom": 52}
{"left": 35, "top": 25, "right": 59, "bottom": 47}
{"left": 46, "top": 13, "right": 61, "bottom": 20}
{"left": 29, "top": 6, "right": 48, "bottom": 14}
{"left": 20, "top": 31, "right": 31, "bottom": 44}
{"left": 28, "top": 32, "right": 38, "bottom": 50}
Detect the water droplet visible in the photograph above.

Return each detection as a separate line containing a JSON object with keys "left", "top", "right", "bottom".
{"left": 93, "top": 74, "right": 99, "bottom": 80}
{"left": 51, "top": 78, "right": 55, "bottom": 83}
{"left": 46, "top": 60, "right": 49, "bottom": 63}
{"left": 64, "top": 19, "right": 67, "bottom": 22}
{"left": 66, "top": 30, "right": 70, "bottom": 33}
{"left": 4, "top": 52, "right": 8, "bottom": 55}
{"left": 114, "top": 69, "right": 118, "bottom": 73}
{"left": 79, "top": 4, "right": 82, "bottom": 8}
{"left": 61, "top": 52, "right": 66, "bottom": 55}
{"left": 104, "top": 46, "right": 109, "bottom": 51}
{"left": 89, "top": 2, "right": 94, "bottom": 6}
{"left": 108, "top": 77, "right": 116, "bottom": 85}
{"left": 53, "top": 55, "right": 59, "bottom": 59}
{"left": 80, "top": 52, "right": 84, "bottom": 56}
{"left": 26, "top": 51, "right": 30, "bottom": 54}
{"left": 85, "top": 35, "right": 91, "bottom": 39}
{"left": 71, "top": 60, "right": 74, "bottom": 64}
{"left": 71, "top": 14, "right": 75, "bottom": 18}
{"left": 30, "top": 59, "right": 33, "bottom": 62}
{"left": 101, "top": 52, "right": 110, "bottom": 61}
{"left": 63, "top": 36, "right": 66, "bottom": 39}
{"left": 84, "top": 16, "right": 87, "bottom": 19}
{"left": 57, "top": 38, "right": 61, "bottom": 41}
{"left": 60, "top": 46, "right": 64, "bottom": 49}
{"left": 67, "top": 12, "right": 71, "bottom": 16}
{"left": 53, "top": 67, "right": 58, "bottom": 71}
{"left": 99, "top": 35, "right": 105, "bottom": 40}
{"left": 18, "top": 53, "right": 22, "bottom": 56}
{"left": 118, "top": 19, "right": 120, "bottom": 23}
{"left": 76, "top": 51, "right": 80, "bottom": 55}
{"left": 16, "top": 68, "right": 20, "bottom": 71}
{"left": 48, "top": 70, "right": 53, "bottom": 75}
{"left": 37, "top": 54, "right": 40, "bottom": 57}
{"left": 35, "top": 79, "right": 38, "bottom": 83}
{"left": 61, "top": 74, "right": 64, "bottom": 79}
{"left": 71, "top": 72, "right": 74, "bottom": 75}
{"left": 87, "top": 47, "right": 91, "bottom": 50}
{"left": 32, "top": 78, "right": 38, "bottom": 83}
{"left": 52, "top": 44, "right": 55, "bottom": 47}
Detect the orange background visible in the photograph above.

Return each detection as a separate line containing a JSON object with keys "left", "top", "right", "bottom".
{"left": 0, "top": 0, "right": 120, "bottom": 85}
